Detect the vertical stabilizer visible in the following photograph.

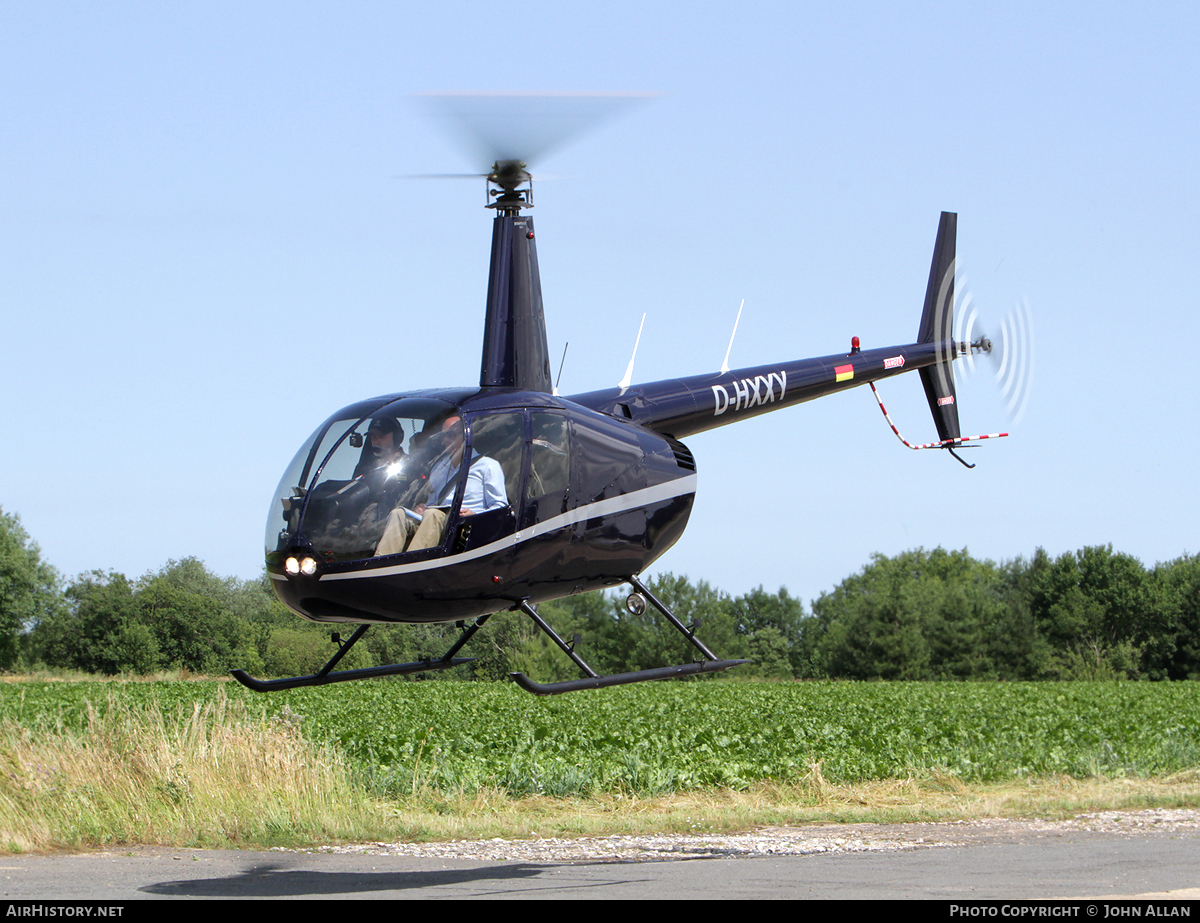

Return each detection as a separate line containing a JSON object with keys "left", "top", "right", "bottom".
{"left": 917, "top": 211, "right": 961, "bottom": 442}
{"left": 480, "top": 214, "right": 553, "bottom": 392}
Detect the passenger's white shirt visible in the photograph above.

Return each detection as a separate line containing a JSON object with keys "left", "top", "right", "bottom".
{"left": 426, "top": 452, "right": 507, "bottom": 513}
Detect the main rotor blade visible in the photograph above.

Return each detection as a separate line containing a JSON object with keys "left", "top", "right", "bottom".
{"left": 416, "top": 91, "right": 655, "bottom": 169}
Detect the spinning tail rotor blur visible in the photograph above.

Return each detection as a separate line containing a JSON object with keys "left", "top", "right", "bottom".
{"left": 954, "top": 285, "right": 1036, "bottom": 427}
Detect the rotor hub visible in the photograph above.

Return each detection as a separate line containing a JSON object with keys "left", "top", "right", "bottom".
{"left": 486, "top": 160, "right": 533, "bottom": 214}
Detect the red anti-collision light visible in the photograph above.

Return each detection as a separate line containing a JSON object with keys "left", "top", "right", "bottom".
{"left": 526, "top": 231, "right": 534, "bottom": 239}
{"left": 851, "top": 336, "right": 860, "bottom": 352}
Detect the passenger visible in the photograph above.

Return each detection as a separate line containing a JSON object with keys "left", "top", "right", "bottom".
{"left": 374, "top": 415, "right": 507, "bottom": 555}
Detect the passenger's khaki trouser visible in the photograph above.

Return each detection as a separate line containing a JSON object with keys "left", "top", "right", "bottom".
{"left": 374, "top": 508, "right": 449, "bottom": 556}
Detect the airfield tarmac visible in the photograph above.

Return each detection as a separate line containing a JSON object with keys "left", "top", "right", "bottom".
{"left": 2, "top": 809, "right": 1198, "bottom": 900}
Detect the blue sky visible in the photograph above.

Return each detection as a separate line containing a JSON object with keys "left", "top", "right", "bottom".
{"left": 2, "top": 2, "right": 1197, "bottom": 606}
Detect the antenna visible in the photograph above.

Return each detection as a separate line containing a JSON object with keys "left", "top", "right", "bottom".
{"left": 554, "top": 342, "right": 569, "bottom": 396}
{"left": 618, "top": 314, "right": 646, "bottom": 394}
{"left": 720, "top": 299, "right": 744, "bottom": 374}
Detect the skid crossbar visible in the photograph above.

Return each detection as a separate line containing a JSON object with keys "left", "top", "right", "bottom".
{"left": 231, "top": 617, "right": 489, "bottom": 692}
{"left": 509, "top": 581, "right": 750, "bottom": 695}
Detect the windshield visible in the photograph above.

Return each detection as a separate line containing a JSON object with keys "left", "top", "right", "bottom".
{"left": 264, "top": 396, "right": 460, "bottom": 562}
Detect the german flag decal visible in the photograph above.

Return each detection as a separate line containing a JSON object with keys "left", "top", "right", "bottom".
{"left": 834, "top": 364, "right": 854, "bottom": 382}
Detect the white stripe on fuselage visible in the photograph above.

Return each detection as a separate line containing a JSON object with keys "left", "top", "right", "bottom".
{"left": 319, "top": 474, "right": 698, "bottom": 581}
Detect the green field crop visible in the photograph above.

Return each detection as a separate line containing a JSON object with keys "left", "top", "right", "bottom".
{"left": 4, "top": 681, "right": 1198, "bottom": 798}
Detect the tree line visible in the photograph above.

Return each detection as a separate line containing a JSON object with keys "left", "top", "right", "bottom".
{"left": 2, "top": 506, "right": 1197, "bottom": 681}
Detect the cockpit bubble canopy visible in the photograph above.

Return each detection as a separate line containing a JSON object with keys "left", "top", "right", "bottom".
{"left": 265, "top": 394, "right": 470, "bottom": 564}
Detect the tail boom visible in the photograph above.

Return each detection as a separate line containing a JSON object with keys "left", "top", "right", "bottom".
{"left": 568, "top": 338, "right": 949, "bottom": 440}
{"left": 569, "top": 211, "right": 984, "bottom": 451}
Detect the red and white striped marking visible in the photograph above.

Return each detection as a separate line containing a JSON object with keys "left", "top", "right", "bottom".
{"left": 868, "top": 381, "right": 1008, "bottom": 450}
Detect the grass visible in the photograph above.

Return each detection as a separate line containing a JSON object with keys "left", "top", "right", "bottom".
{"left": 0, "top": 677, "right": 1198, "bottom": 853}
{"left": 315, "top": 774, "right": 1200, "bottom": 844}
{"left": 0, "top": 687, "right": 402, "bottom": 852}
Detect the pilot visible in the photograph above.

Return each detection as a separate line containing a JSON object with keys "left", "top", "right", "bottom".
{"left": 374, "top": 415, "right": 507, "bottom": 555}
{"left": 354, "top": 416, "right": 405, "bottom": 479}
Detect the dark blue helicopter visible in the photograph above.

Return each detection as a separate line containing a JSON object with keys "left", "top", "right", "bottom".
{"left": 234, "top": 154, "right": 999, "bottom": 695}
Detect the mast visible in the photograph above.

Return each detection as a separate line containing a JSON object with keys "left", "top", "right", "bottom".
{"left": 478, "top": 161, "right": 552, "bottom": 393}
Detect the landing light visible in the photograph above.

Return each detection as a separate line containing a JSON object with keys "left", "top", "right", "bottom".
{"left": 284, "top": 556, "right": 317, "bottom": 576}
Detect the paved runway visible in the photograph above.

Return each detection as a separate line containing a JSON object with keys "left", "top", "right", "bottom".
{"left": 2, "top": 816, "right": 1198, "bottom": 900}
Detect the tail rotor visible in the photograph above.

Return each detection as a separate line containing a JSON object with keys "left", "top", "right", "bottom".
{"left": 954, "top": 289, "right": 1036, "bottom": 426}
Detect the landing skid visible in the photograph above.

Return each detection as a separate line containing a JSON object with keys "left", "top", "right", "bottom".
{"left": 230, "top": 616, "right": 488, "bottom": 692}
{"left": 509, "top": 575, "right": 750, "bottom": 695}
{"left": 511, "top": 659, "right": 749, "bottom": 695}
{"left": 232, "top": 576, "right": 750, "bottom": 695}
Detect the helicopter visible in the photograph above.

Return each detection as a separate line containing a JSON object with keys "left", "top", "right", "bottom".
{"left": 233, "top": 116, "right": 1006, "bottom": 696}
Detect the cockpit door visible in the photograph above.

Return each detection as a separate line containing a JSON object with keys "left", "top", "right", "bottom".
{"left": 520, "top": 411, "right": 571, "bottom": 531}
